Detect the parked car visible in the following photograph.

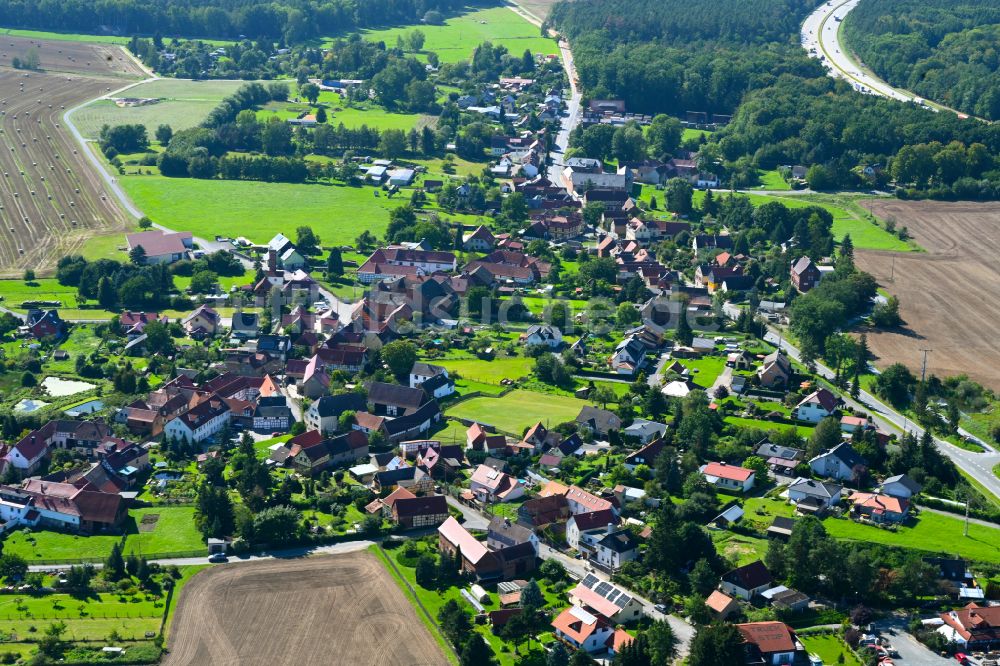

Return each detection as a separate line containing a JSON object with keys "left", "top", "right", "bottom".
{"left": 208, "top": 553, "right": 228, "bottom": 563}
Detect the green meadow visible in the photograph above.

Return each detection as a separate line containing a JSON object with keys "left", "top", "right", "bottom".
{"left": 359, "top": 6, "right": 557, "bottom": 63}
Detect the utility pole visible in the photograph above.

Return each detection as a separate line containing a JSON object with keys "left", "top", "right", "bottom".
{"left": 919, "top": 348, "right": 932, "bottom": 383}
{"left": 889, "top": 255, "right": 895, "bottom": 282}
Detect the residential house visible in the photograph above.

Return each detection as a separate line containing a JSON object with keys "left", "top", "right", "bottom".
{"left": 623, "top": 419, "right": 666, "bottom": 444}
{"left": 720, "top": 560, "right": 773, "bottom": 600}
{"left": 705, "top": 590, "right": 739, "bottom": 620}
{"left": 306, "top": 392, "right": 367, "bottom": 434}
{"left": 409, "top": 362, "right": 455, "bottom": 399}
{"left": 848, "top": 491, "right": 910, "bottom": 524}
{"left": 737, "top": 622, "right": 805, "bottom": 666}
{"left": 624, "top": 438, "right": 667, "bottom": 471}
{"left": 541, "top": 482, "right": 615, "bottom": 516}
{"left": 469, "top": 464, "right": 524, "bottom": 503}
{"left": 566, "top": 509, "right": 616, "bottom": 551}
{"left": 517, "top": 494, "right": 570, "bottom": 530}
{"left": 438, "top": 517, "right": 536, "bottom": 581}
{"left": 937, "top": 604, "right": 1000, "bottom": 650}
{"left": 230, "top": 312, "right": 260, "bottom": 339}
{"left": 880, "top": 473, "right": 922, "bottom": 499}
{"left": 299, "top": 355, "right": 330, "bottom": 399}
{"left": 523, "top": 325, "right": 562, "bottom": 348}
{"left": 700, "top": 462, "right": 755, "bottom": 493}
{"left": 793, "top": 388, "right": 839, "bottom": 423}
{"left": 357, "top": 246, "right": 456, "bottom": 283}
{"left": 466, "top": 423, "right": 508, "bottom": 454}
{"left": 163, "top": 396, "right": 231, "bottom": 445}
{"left": 569, "top": 574, "right": 645, "bottom": 624}
{"left": 0, "top": 484, "right": 126, "bottom": 533}
{"left": 487, "top": 516, "right": 539, "bottom": 555}
{"left": 609, "top": 336, "right": 647, "bottom": 375}
{"left": 588, "top": 526, "right": 640, "bottom": 571}
{"left": 463, "top": 225, "right": 496, "bottom": 252}
{"left": 265, "top": 234, "right": 307, "bottom": 271}
{"left": 182, "top": 305, "right": 221, "bottom": 338}
{"left": 790, "top": 256, "right": 821, "bottom": 292}
{"left": 391, "top": 494, "right": 450, "bottom": 529}
{"left": 252, "top": 395, "right": 293, "bottom": 433}
{"left": 373, "top": 465, "right": 433, "bottom": 494}
{"left": 575, "top": 407, "right": 622, "bottom": 437}
{"left": 786, "top": 477, "right": 842, "bottom": 511}
{"left": 756, "top": 350, "right": 792, "bottom": 389}
{"left": 125, "top": 230, "right": 192, "bottom": 264}
{"left": 366, "top": 381, "right": 428, "bottom": 417}
{"left": 551, "top": 606, "right": 614, "bottom": 654}
{"left": 119, "top": 311, "right": 167, "bottom": 339}
{"left": 25, "top": 309, "right": 65, "bottom": 341}
{"left": 809, "top": 443, "right": 866, "bottom": 483}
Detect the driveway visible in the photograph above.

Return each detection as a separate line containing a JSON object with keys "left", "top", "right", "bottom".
{"left": 875, "top": 619, "right": 955, "bottom": 665}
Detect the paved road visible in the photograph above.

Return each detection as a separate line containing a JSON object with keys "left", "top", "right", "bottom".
{"left": 762, "top": 327, "right": 1000, "bottom": 500}
{"left": 28, "top": 538, "right": 375, "bottom": 572}
{"left": 546, "top": 39, "right": 582, "bottom": 184}
{"left": 447, "top": 494, "right": 695, "bottom": 655}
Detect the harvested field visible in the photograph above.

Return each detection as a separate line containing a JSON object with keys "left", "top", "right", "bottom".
{"left": 856, "top": 199, "right": 1000, "bottom": 390}
{"left": 0, "top": 35, "right": 144, "bottom": 78}
{"left": 163, "top": 550, "right": 447, "bottom": 666}
{"left": 0, "top": 69, "right": 131, "bottom": 276}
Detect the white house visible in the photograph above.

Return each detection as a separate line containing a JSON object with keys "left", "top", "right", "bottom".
{"left": 880, "top": 473, "right": 922, "bottom": 499}
{"left": 163, "top": 397, "right": 231, "bottom": 444}
{"left": 569, "top": 574, "right": 645, "bottom": 624}
{"left": 793, "top": 388, "right": 839, "bottom": 423}
{"left": 566, "top": 509, "right": 616, "bottom": 551}
{"left": 410, "top": 362, "right": 448, "bottom": 388}
{"left": 720, "top": 560, "right": 773, "bottom": 600}
{"left": 700, "top": 461, "right": 755, "bottom": 493}
{"left": 551, "top": 606, "right": 614, "bottom": 653}
{"left": 623, "top": 419, "right": 667, "bottom": 444}
{"left": 523, "top": 325, "right": 562, "bottom": 348}
{"left": 809, "top": 443, "right": 866, "bottom": 483}
{"left": 588, "top": 527, "right": 640, "bottom": 571}
{"left": 786, "top": 477, "right": 842, "bottom": 510}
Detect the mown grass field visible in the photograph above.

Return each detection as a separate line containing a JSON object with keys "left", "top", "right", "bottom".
{"left": 74, "top": 79, "right": 253, "bottom": 138}
{"left": 2, "top": 530, "right": 122, "bottom": 562}
{"left": 434, "top": 355, "right": 535, "bottom": 384}
{"left": 120, "top": 175, "right": 483, "bottom": 246}
{"left": 122, "top": 506, "right": 205, "bottom": 557}
{"left": 359, "top": 6, "right": 557, "bottom": 63}
{"left": 259, "top": 90, "right": 427, "bottom": 132}
{"left": 446, "top": 388, "right": 587, "bottom": 434}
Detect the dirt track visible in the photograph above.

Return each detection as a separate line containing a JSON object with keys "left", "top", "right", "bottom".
{"left": 856, "top": 199, "right": 1000, "bottom": 390}
{"left": 163, "top": 551, "right": 449, "bottom": 666}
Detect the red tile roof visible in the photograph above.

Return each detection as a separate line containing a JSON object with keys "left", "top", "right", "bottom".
{"left": 702, "top": 462, "right": 754, "bottom": 482}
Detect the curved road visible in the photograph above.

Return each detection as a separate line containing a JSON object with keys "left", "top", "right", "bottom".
{"left": 802, "top": 0, "right": 975, "bottom": 118}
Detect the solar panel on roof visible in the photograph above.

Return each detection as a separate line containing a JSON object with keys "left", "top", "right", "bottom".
{"left": 618, "top": 594, "right": 633, "bottom": 607}
{"left": 581, "top": 573, "right": 599, "bottom": 588}
{"left": 595, "top": 581, "right": 612, "bottom": 596}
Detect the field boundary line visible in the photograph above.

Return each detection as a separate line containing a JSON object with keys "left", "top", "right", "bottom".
{"left": 373, "top": 544, "right": 459, "bottom": 665}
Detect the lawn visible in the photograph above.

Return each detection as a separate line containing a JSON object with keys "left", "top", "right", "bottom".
{"left": 681, "top": 128, "right": 713, "bottom": 142}
{"left": 1, "top": 530, "right": 123, "bottom": 563}
{"left": 723, "top": 417, "right": 814, "bottom": 436}
{"left": 122, "top": 506, "right": 206, "bottom": 558}
{"left": 800, "top": 634, "right": 861, "bottom": 666}
{"left": 434, "top": 355, "right": 535, "bottom": 384}
{"left": 0, "top": 278, "right": 88, "bottom": 311}
{"left": 258, "top": 91, "right": 426, "bottom": 132}
{"left": 173, "top": 267, "right": 254, "bottom": 293}
{"left": 446, "top": 388, "right": 587, "bottom": 434}
{"left": 77, "top": 231, "right": 132, "bottom": 262}
{"left": 711, "top": 531, "right": 769, "bottom": 567}
{"left": 754, "top": 169, "right": 791, "bottom": 191}
{"left": 823, "top": 511, "right": 1000, "bottom": 564}
{"left": 358, "top": 6, "right": 557, "bottom": 64}
{"left": 677, "top": 354, "right": 727, "bottom": 387}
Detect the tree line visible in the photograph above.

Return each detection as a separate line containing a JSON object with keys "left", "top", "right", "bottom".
{"left": 0, "top": 0, "right": 469, "bottom": 42}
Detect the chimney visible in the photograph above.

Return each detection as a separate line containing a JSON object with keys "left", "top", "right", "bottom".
{"left": 267, "top": 249, "right": 278, "bottom": 275}
{"left": 607, "top": 522, "right": 615, "bottom": 535}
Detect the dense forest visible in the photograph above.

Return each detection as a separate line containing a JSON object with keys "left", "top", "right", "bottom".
{"left": 0, "top": 0, "right": 469, "bottom": 42}
{"left": 843, "top": 0, "right": 1000, "bottom": 120}
{"left": 549, "top": 0, "right": 1000, "bottom": 199}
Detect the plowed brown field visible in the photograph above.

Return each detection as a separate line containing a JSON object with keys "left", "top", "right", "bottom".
{"left": 163, "top": 551, "right": 449, "bottom": 666}
{"left": 856, "top": 199, "right": 1000, "bottom": 390}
